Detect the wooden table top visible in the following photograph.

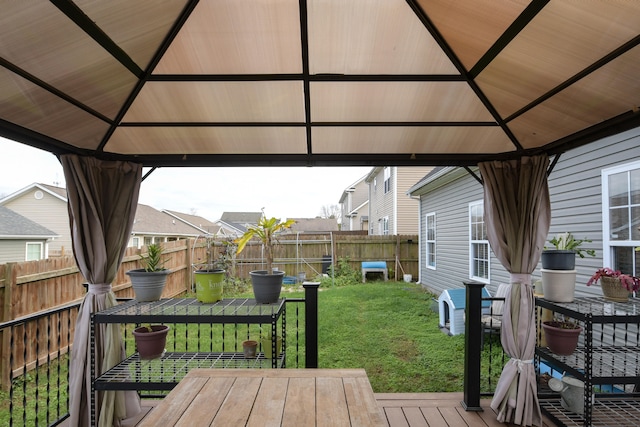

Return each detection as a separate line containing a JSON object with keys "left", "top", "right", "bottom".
{"left": 139, "top": 368, "right": 386, "bottom": 427}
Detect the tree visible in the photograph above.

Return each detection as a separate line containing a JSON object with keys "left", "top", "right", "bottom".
{"left": 319, "top": 204, "right": 340, "bottom": 219}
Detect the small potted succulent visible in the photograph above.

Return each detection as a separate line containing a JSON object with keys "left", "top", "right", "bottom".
{"left": 587, "top": 267, "right": 639, "bottom": 302}
{"left": 127, "top": 243, "right": 170, "bottom": 302}
{"left": 235, "top": 210, "right": 295, "bottom": 304}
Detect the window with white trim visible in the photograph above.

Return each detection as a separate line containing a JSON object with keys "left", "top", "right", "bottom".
{"left": 382, "top": 216, "right": 389, "bottom": 235}
{"left": 469, "top": 201, "right": 489, "bottom": 282}
{"left": 602, "top": 161, "right": 640, "bottom": 276}
{"left": 384, "top": 167, "right": 391, "bottom": 193}
{"left": 26, "top": 242, "right": 43, "bottom": 261}
{"left": 425, "top": 213, "right": 436, "bottom": 268}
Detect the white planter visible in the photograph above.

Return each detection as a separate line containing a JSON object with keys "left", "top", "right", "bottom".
{"left": 403, "top": 274, "right": 412, "bottom": 283}
{"left": 541, "top": 269, "right": 577, "bottom": 302}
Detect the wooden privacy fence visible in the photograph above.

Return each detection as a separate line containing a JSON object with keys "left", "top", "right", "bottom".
{"left": 206, "top": 233, "right": 419, "bottom": 282}
{"left": 0, "top": 234, "right": 418, "bottom": 387}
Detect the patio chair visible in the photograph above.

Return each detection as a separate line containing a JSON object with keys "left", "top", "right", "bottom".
{"left": 481, "top": 283, "right": 510, "bottom": 347}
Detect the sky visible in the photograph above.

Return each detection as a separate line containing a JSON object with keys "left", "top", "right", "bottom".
{"left": 0, "top": 137, "right": 371, "bottom": 221}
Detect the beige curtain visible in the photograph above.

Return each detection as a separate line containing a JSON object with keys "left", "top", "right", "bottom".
{"left": 63, "top": 155, "right": 142, "bottom": 427}
{"left": 479, "top": 155, "right": 551, "bottom": 426}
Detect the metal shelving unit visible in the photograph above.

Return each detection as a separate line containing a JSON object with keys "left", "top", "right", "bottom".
{"left": 535, "top": 297, "right": 640, "bottom": 427}
{"left": 90, "top": 298, "right": 286, "bottom": 420}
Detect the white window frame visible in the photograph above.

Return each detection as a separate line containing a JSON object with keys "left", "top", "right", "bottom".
{"left": 383, "top": 167, "right": 391, "bottom": 194}
{"left": 425, "top": 212, "right": 436, "bottom": 269}
{"left": 601, "top": 160, "right": 640, "bottom": 275}
{"left": 382, "top": 216, "right": 389, "bottom": 235}
{"left": 26, "top": 242, "right": 43, "bottom": 261}
{"left": 469, "top": 201, "right": 490, "bottom": 283}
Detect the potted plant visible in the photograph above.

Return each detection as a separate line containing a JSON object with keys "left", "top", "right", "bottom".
{"left": 193, "top": 236, "right": 225, "bottom": 303}
{"left": 541, "top": 232, "right": 596, "bottom": 270}
{"left": 587, "top": 267, "right": 640, "bottom": 302}
{"left": 235, "top": 210, "right": 295, "bottom": 304}
{"left": 541, "top": 232, "right": 595, "bottom": 302}
{"left": 260, "top": 328, "right": 282, "bottom": 359}
{"left": 541, "top": 316, "right": 582, "bottom": 356}
{"left": 132, "top": 324, "right": 170, "bottom": 359}
{"left": 126, "top": 243, "right": 170, "bottom": 302}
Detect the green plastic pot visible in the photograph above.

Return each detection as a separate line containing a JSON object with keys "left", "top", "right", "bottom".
{"left": 194, "top": 269, "right": 225, "bottom": 303}
{"left": 261, "top": 335, "right": 282, "bottom": 359}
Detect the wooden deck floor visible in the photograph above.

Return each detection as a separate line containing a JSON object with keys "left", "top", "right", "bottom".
{"left": 119, "top": 393, "right": 558, "bottom": 426}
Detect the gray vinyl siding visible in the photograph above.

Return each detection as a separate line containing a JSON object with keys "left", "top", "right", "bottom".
{"left": 416, "top": 126, "right": 640, "bottom": 299}
{"left": 3, "top": 189, "right": 71, "bottom": 254}
{"left": 0, "top": 239, "right": 47, "bottom": 264}
{"left": 545, "top": 128, "right": 640, "bottom": 297}
{"left": 418, "top": 169, "right": 510, "bottom": 297}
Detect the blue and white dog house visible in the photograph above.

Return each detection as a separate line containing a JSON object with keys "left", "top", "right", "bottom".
{"left": 438, "top": 288, "right": 491, "bottom": 335}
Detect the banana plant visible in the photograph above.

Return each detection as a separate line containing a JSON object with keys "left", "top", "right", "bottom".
{"left": 235, "top": 210, "right": 295, "bottom": 274}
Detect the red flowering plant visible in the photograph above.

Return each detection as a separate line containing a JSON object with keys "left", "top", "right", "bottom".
{"left": 587, "top": 268, "right": 640, "bottom": 292}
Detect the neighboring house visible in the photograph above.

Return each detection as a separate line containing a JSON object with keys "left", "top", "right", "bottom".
{"left": 339, "top": 175, "right": 369, "bottom": 232}
{"left": 163, "top": 210, "right": 224, "bottom": 236}
{"left": 0, "top": 183, "right": 219, "bottom": 257}
{"left": 0, "top": 206, "right": 58, "bottom": 263}
{"left": 130, "top": 204, "right": 209, "bottom": 248}
{"left": 213, "top": 212, "right": 263, "bottom": 237}
{"left": 0, "top": 183, "right": 71, "bottom": 256}
{"left": 289, "top": 218, "right": 338, "bottom": 233}
{"left": 366, "top": 167, "right": 433, "bottom": 235}
{"left": 408, "top": 127, "right": 640, "bottom": 298}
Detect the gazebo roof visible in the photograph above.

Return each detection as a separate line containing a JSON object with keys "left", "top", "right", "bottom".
{"left": 1, "top": 0, "right": 639, "bottom": 167}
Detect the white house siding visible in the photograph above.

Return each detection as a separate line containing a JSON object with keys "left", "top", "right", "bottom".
{"left": 2, "top": 188, "right": 71, "bottom": 255}
{"left": 415, "top": 127, "right": 640, "bottom": 298}
{"left": 396, "top": 168, "right": 432, "bottom": 235}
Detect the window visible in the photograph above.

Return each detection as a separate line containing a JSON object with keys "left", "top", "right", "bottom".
{"left": 26, "top": 242, "right": 43, "bottom": 261}
{"left": 425, "top": 213, "right": 436, "bottom": 268}
{"left": 383, "top": 167, "right": 391, "bottom": 193}
{"left": 602, "top": 161, "right": 640, "bottom": 276}
{"left": 382, "top": 216, "right": 389, "bottom": 235}
{"left": 469, "top": 201, "right": 489, "bottom": 282}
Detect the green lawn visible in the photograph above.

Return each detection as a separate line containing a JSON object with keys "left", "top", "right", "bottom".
{"left": 314, "top": 282, "right": 467, "bottom": 393}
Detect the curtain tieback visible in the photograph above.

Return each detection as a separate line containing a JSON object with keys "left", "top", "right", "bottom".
{"left": 510, "top": 273, "right": 531, "bottom": 286}
{"left": 510, "top": 358, "right": 533, "bottom": 372}
{"left": 87, "top": 283, "right": 111, "bottom": 295}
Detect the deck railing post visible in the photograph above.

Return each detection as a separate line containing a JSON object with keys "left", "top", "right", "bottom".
{"left": 303, "top": 282, "right": 319, "bottom": 368}
{"left": 462, "top": 281, "right": 484, "bottom": 411}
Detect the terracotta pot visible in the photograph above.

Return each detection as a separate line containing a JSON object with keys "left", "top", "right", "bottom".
{"left": 542, "top": 321, "right": 581, "bottom": 356}
{"left": 242, "top": 340, "right": 258, "bottom": 359}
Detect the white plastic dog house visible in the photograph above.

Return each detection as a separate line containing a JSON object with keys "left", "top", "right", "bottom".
{"left": 438, "top": 288, "right": 491, "bottom": 336}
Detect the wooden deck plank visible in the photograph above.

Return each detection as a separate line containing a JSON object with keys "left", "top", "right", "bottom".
{"left": 130, "top": 392, "right": 558, "bottom": 427}
{"left": 402, "top": 407, "right": 429, "bottom": 426}
{"left": 419, "top": 407, "right": 448, "bottom": 427}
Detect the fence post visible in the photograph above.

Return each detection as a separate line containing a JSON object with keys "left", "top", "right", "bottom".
{"left": 462, "top": 280, "right": 484, "bottom": 411}
{"left": 303, "top": 282, "right": 319, "bottom": 368}
{"left": 1, "top": 263, "right": 14, "bottom": 391}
